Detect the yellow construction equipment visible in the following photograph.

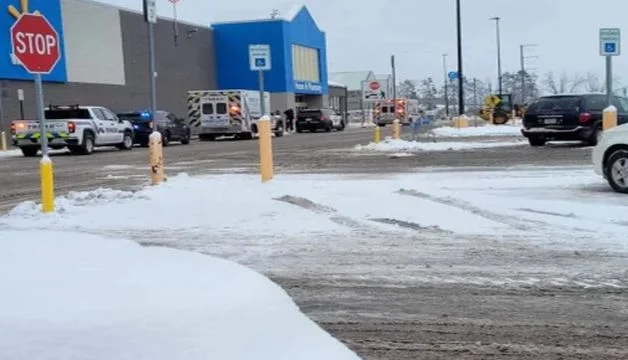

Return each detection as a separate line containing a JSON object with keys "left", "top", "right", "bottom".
{"left": 479, "top": 93, "right": 524, "bottom": 125}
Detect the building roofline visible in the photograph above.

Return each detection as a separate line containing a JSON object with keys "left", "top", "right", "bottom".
{"left": 84, "top": 0, "right": 210, "bottom": 28}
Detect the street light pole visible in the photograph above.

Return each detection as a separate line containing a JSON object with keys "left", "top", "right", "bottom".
{"left": 442, "top": 54, "right": 449, "bottom": 117}
{"left": 519, "top": 44, "right": 536, "bottom": 104}
{"left": 489, "top": 17, "right": 502, "bottom": 95}
{"left": 456, "top": 0, "right": 464, "bottom": 114}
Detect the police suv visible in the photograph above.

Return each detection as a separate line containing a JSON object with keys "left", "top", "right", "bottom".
{"left": 11, "top": 105, "right": 135, "bottom": 157}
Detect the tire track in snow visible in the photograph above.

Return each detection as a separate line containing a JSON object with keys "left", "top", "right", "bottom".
{"left": 273, "top": 195, "right": 450, "bottom": 234}
{"left": 396, "top": 188, "right": 595, "bottom": 235}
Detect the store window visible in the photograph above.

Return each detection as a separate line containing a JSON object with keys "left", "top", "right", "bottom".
{"left": 292, "top": 45, "right": 320, "bottom": 83}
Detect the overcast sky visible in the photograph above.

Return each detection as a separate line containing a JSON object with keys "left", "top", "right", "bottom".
{"left": 100, "top": 0, "right": 627, "bottom": 87}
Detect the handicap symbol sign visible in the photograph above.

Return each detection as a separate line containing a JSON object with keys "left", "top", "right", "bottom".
{"left": 255, "top": 58, "right": 266, "bottom": 67}
{"left": 605, "top": 42, "right": 616, "bottom": 53}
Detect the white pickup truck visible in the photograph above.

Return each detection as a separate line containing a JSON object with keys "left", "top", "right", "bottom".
{"left": 10, "top": 105, "right": 135, "bottom": 157}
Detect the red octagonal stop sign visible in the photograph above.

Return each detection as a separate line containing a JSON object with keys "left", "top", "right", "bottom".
{"left": 10, "top": 13, "right": 61, "bottom": 74}
{"left": 369, "top": 81, "right": 380, "bottom": 91}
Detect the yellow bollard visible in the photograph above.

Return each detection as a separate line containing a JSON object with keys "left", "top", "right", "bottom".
{"left": 372, "top": 126, "right": 380, "bottom": 143}
{"left": 392, "top": 119, "right": 400, "bottom": 140}
{"left": 0, "top": 131, "right": 6, "bottom": 151}
{"left": 40, "top": 156, "right": 55, "bottom": 213}
{"left": 149, "top": 131, "right": 165, "bottom": 185}
{"left": 258, "top": 116, "right": 274, "bottom": 183}
{"left": 603, "top": 105, "right": 618, "bottom": 130}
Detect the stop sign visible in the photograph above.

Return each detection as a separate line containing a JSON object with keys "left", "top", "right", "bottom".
{"left": 369, "top": 81, "right": 380, "bottom": 91}
{"left": 10, "top": 13, "right": 61, "bottom": 74}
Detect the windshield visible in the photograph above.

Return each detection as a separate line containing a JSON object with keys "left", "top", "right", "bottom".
{"left": 45, "top": 109, "right": 91, "bottom": 119}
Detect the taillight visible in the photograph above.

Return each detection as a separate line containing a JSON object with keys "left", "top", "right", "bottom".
{"left": 67, "top": 121, "right": 76, "bottom": 133}
{"left": 10, "top": 123, "right": 16, "bottom": 134}
{"left": 578, "top": 112, "right": 592, "bottom": 124}
{"left": 321, "top": 115, "right": 329, "bottom": 121}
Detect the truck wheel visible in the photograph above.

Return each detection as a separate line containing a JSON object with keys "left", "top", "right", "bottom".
{"left": 116, "top": 131, "right": 133, "bottom": 150}
{"left": 606, "top": 150, "right": 628, "bottom": 193}
{"left": 79, "top": 132, "right": 95, "bottom": 155}
{"left": 493, "top": 111, "right": 509, "bottom": 125}
{"left": 162, "top": 131, "right": 171, "bottom": 147}
{"left": 20, "top": 147, "right": 38, "bottom": 157}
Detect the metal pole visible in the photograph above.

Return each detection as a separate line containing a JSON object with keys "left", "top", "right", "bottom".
{"left": 606, "top": 55, "right": 613, "bottom": 106}
{"left": 391, "top": 55, "right": 397, "bottom": 102}
{"left": 172, "top": 1, "right": 179, "bottom": 47}
{"left": 473, "top": 78, "right": 477, "bottom": 109}
{"left": 34, "top": 74, "right": 48, "bottom": 157}
{"left": 258, "top": 70, "right": 266, "bottom": 116}
{"left": 442, "top": 54, "right": 449, "bottom": 117}
{"left": 491, "top": 17, "right": 503, "bottom": 95}
{"left": 456, "top": 0, "right": 464, "bottom": 114}
{"left": 147, "top": 19, "right": 157, "bottom": 126}
{"left": 520, "top": 45, "right": 525, "bottom": 104}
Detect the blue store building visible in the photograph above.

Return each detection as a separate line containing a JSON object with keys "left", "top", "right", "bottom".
{"left": 212, "top": 5, "right": 329, "bottom": 113}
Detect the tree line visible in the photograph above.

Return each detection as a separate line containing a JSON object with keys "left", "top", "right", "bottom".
{"left": 396, "top": 71, "right": 624, "bottom": 110}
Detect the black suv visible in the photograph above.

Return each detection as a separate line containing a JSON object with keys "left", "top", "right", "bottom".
{"left": 296, "top": 108, "right": 345, "bottom": 133}
{"left": 117, "top": 110, "right": 191, "bottom": 147}
{"left": 522, "top": 94, "right": 628, "bottom": 146}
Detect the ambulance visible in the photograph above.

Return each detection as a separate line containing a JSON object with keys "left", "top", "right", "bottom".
{"left": 187, "top": 89, "right": 282, "bottom": 141}
{"left": 373, "top": 98, "right": 420, "bottom": 126}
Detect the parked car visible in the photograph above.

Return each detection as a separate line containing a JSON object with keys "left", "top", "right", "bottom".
{"left": 117, "top": 110, "right": 191, "bottom": 146}
{"left": 592, "top": 122, "right": 628, "bottom": 193}
{"left": 296, "top": 108, "right": 345, "bottom": 133}
{"left": 521, "top": 94, "right": 628, "bottom": 147}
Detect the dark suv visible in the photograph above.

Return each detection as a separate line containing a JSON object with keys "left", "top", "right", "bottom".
{"left": 117, "top": 110, "right": 191, "bottom": 147}
{"left": 522, "top": 94, "right": 628, "bottom": 146}
{"left": 296, "top": 108, "right": 344, "bottom": 133}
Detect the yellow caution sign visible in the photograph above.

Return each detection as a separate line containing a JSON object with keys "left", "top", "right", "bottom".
{"left": 484, "top": 95, "right": 501, "bottom": 107}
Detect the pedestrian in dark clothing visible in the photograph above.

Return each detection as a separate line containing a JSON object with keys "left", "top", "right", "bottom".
{"left": 284, "top": 108, "right": 295, "bottom": 131}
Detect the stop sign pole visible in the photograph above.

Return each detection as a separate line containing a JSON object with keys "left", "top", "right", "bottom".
{"left": 10, "top": 12, "right": 61, "bottom": 213}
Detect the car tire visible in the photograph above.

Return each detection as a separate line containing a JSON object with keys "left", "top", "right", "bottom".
{"left": 586, "top": 126, "right": 601, "bottom": 146}
{"left": 116, "top": 131, "right": 134, "bottom": 150}
{"left": 20, "top": 146, "right": 38, "bottom": 157}
{"left": 181, "top": 130, "right": 191, "bottom": 145}
{"left": 605, "top": 149, "right": 628, "bottom": 193}
{"left": 338, "top": 121, "right": 346, "bottom": 131}
{"left": 79, "top": 132, "right": 95, "bottom": 155}
{"left": 528, "top": 137, "right": 546, "bottom": 147}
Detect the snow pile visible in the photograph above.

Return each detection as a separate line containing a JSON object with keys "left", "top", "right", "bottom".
{"left": 0, "top": 149, "right": 21, "bottom": 158}
{"left": 0, "top": 230, "right": 360, "bottom": 360}
{"left": 431, "top": 124, "right": 523, "bottom": 137}
{"left": 354, "top": 137, "right": 524, "bottom": 153}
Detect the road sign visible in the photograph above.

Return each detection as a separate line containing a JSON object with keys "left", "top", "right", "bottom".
{"left": 361, "top": 79, "right": 388, "bottom": 101}
{"left": 249, "top": 44, "right": 271, "bottom": 71}
{"left": 484, "top": 95, "right": 501, "bottom": 107}
{"left": 10, "top": 13, "right": 61, "bottom": 74}
{"left": 448, "top": 71, "right": 459, "bottom": 80}
{"left": 143, "top": 0, "right": 157, "bottom": 23}
{"left": 600, "top": 28, "right": 620, "bottom": 56}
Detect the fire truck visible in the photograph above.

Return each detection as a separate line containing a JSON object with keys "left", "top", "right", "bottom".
{"left": 373, "top": 98, "right": 419, "bottom": 126}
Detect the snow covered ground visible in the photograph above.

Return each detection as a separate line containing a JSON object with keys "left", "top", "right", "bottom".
{"left": 0, "top": 149, "right": 20, "bottom": 158}
{"left": 1, "top": 166, "right": 626, "bottom": 289}
{"left": 429, "top": 124, "right": 523, "bottom": 137}
{"left": 354, "top": 137, "right": 526, "bottom": 153}
{"left": 0, "top": 230, "right": 360, "bottom": 360}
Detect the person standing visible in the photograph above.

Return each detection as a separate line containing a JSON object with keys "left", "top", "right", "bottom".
{"left": 284, "top": 108, "right": 294, "bottom": 132}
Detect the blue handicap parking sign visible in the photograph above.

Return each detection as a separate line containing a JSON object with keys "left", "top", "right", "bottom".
{"left": 605, "top": 42, "right": 616, "bottom": 53}
{"left": 255, "top": 58, "right": 266, "bottom": 67}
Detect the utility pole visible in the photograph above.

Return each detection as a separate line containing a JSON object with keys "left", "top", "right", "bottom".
{"left": 391, "top": 55, "right": 397, "bottom": 106}
{"left": 473, "top": 78, "right": 478, "bottom": 110}
{"left": 489, "top": 17, "right": 502, "bottom": 95}
{"left": 456, "top": 0, "right": 464, "bottom": 114}
{"left": 519, "top": 44, "right": 537, "bottom": 104}
{"left": 442, "top": 54, "right": 449, "bottom": 117}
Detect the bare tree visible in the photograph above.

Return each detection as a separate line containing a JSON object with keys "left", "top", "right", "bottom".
{"left": 542, "top": 71, "right": 585, "bottom": 94}
{"left": 584, "top": 72, "right": 605, "bottom": 92}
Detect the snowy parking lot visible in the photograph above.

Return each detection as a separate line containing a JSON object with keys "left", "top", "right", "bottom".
{"left": 1, "top": 124, "right": 626, "bottom": 359}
